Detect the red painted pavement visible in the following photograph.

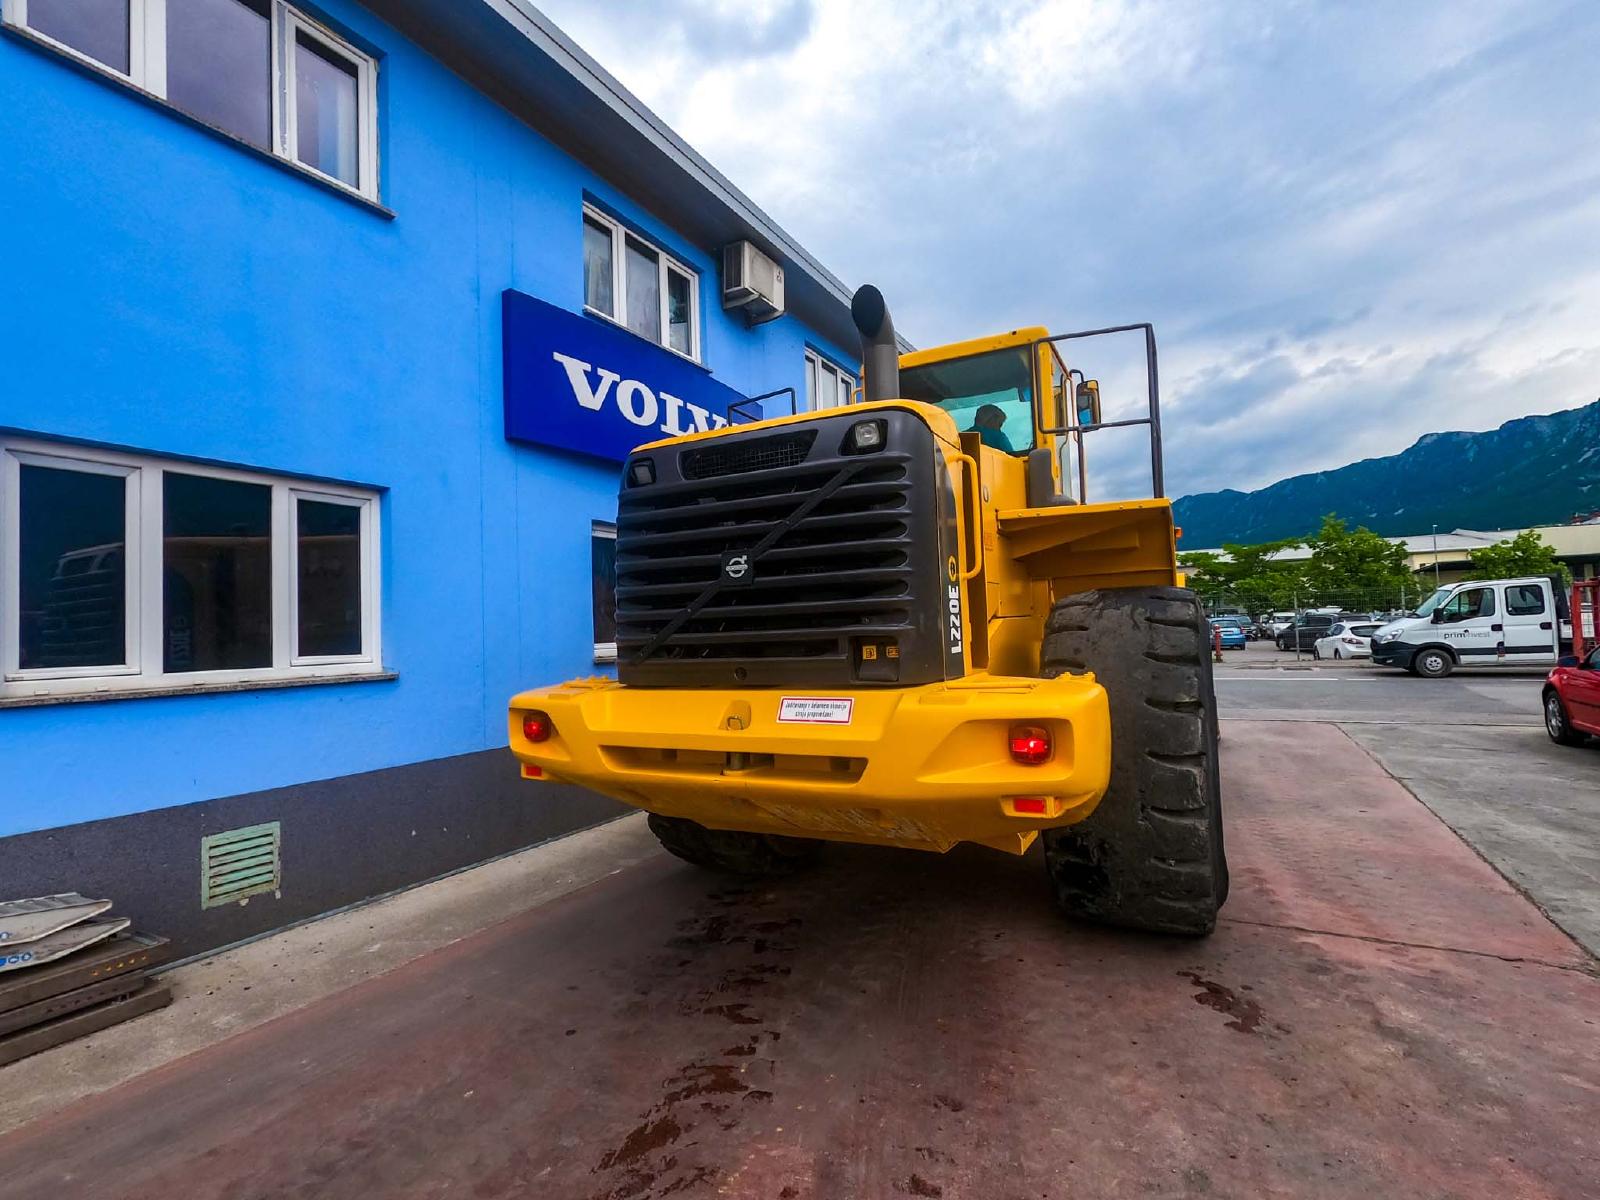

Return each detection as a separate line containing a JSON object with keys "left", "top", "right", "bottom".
{"left": 0, "top": 722, "right": 1595, "bottom": 1199}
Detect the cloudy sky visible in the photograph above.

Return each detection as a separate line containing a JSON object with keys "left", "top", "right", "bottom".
{"left": 538, "top": 0, "right": 1600, "bottom": 500}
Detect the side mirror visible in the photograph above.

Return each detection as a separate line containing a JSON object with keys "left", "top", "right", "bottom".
{"left": 1430, "top": 608, "right": 1445, "bottom": 624}
{"left": 1557, "top": 654, "right": 1581, "bottom": 669}
{"left": 1075, "top": 379, "right": 1102, "bottom": 427}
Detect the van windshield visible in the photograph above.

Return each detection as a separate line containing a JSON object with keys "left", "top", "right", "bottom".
{"left": 1412, "top": 587, "right": 1451, "bottom": 618}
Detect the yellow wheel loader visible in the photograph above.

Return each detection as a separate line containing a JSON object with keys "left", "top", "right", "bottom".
{"left": 510, "top": 287, "right": 1228, "bottom": 935}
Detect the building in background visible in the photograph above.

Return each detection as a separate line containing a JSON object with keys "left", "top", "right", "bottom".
{"left": 0, "top": 0, "right": 875, "bottom": 957}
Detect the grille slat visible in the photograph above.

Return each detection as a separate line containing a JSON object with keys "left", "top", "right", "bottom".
{"left": 616, "top": 510, "right": 911, "bottom": 554}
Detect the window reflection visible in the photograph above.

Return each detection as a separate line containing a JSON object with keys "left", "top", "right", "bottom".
{"left": 294, "top": 31, "right": 359, "bottom": 186}
{"left": 297, "top": 499, "right": 362, "bottom": 657}
{"left": 592, "top": 529, "right": 617, "bottom": 648}
{"left": 19, "top": 465, "right": 127, "bottom": 669}
{"left": 625, "top": 237, "right": 660, "bottom": 341}
{"left": 30, "top": 0, "right": 130, "bottom": 74}
{"left": 583, "top": 216, "right": 614, "bottom": 315}
{"left": 667, "top": 269, "right": 691, "bottom": 355}
{"left": 163, "top": 473, "right": 272, "bottom": 671}
{"left": 167, "top": 0, "right": 271, "bottom": 149}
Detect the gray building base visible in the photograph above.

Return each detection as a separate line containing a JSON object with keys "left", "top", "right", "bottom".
{"left": 0, "top": 750, "right": 624, "bottom": 960}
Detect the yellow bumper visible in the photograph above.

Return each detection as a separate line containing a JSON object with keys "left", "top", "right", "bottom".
{"left": 507, "top": 673, "right": 1111, "bottom": 854}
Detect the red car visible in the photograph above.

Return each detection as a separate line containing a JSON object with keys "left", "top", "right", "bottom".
{"left": 1544, "top": 646, "right": 1600, "bottom": 745}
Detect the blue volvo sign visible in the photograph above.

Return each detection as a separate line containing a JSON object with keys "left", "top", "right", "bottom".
{"left": 502, "top": 289, "right": 747, "bottom": 463}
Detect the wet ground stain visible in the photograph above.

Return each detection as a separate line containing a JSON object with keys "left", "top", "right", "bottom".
{"left": 586, "top": 886, "right": 800, "bottom": 1199}
{"left": 1179, "top": 971, "right": 1264, "bottom": 1034}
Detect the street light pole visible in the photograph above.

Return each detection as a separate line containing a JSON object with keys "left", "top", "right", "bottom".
{"left": 1432, "top": 524, "right": 1440, "bottom": 588}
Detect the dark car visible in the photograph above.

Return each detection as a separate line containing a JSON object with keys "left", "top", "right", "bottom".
{"left": 1276, "top": 612, "right": 1335, "bottom": 651}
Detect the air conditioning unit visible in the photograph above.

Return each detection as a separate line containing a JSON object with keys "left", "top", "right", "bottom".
{"left": 722, "top": 240, "right": 785, "bottom": 324}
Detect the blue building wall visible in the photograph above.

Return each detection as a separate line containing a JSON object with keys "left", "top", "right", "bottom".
{"left": 0, "top": 1, "right": 856, "bottom": 942}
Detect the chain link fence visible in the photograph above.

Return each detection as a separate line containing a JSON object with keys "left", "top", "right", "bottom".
{"left": 1194, "top": 584, "right": 1434, "bottom": 623}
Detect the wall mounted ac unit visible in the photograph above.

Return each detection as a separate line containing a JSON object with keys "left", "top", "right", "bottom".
{"left": 722, "top": 241, "right": 785, "bottom": 324}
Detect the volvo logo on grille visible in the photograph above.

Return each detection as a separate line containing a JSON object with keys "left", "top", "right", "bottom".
{"left": 721, "top": 552, "right": 755, "bottom": 585}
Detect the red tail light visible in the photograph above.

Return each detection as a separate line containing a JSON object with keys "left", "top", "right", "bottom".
{"left": 522, "top": 711, "right": 553, "bottom": 743}
{"left": 1009, "top": 725, "right": 1052, "bottom": 765}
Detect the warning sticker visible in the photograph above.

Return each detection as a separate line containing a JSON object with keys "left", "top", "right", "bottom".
{"left": 777, "top": 697, "right": 855, "bottom": 725}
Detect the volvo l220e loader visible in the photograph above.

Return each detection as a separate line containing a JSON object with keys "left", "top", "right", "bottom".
{"left": 510, "top": 287, "right": 1227, "bottom": 935}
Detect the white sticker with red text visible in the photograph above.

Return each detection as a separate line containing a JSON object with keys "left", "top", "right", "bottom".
{"left": 777, "top": 696, "right": 855, "bottom": 725}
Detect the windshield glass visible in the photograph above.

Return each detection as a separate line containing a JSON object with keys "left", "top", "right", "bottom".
{"left": 897, "top": 346, "right": 1034, "bottom": 456}
{"left": 1413, "top": 587, "right": 1451, "bottom": 618}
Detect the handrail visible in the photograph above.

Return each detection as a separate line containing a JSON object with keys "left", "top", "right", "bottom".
{"left": 1030, "top": 323, "right": 1163, "bottom": 501}
{"left": 727, "top": 387, "right": 799, "bottom": 424}
{"left": 956, "top": 452, "right": 984, "bottom": 582}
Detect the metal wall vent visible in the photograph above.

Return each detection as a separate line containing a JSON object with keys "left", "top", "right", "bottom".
{"left": 201, "top": 822, "right": 281, "bottom": 909}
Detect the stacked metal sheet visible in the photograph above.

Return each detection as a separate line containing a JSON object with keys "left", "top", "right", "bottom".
{"left": 0, "top": 894, "right": 171, "bottom": 1066}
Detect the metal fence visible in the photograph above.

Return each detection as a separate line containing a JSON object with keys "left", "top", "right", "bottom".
{"left": 1195, "top": 585, "right": 1436, "bottom": 622}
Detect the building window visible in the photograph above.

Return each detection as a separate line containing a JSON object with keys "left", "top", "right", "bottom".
{"left": 805, "top": 349, "right": 855, "bottom": 411}
{"left": 2, "top": 439, "right": 382, "bottom": 700}
{"left": 592, "top": 521, "right": 617, "bottom": 664}
{"left": 5, "top": 0, "right": 379, "bottom": 199}
{"left": 582, "top": 205, "right": 701, "bottom": 363}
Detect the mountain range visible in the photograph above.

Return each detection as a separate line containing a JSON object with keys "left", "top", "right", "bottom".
{"left": 1172, "top": 399, "right": 1600, "bottom": 549}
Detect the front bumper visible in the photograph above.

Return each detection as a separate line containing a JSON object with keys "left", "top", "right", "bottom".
{"left": 1370, "top": 641, "right": 1414, "bottom": 668}
{"left": 508, "top": 673, "right": 1112, "bottom": 854}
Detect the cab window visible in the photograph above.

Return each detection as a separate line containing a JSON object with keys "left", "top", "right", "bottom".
{"left": 896, "top": 347, "right": 1034, "bottom": 457}
{"left": 1438, "top": 587, "right": 1496, "bottom": 622}
{"left": 1505, "top": 585, "right": 1545, "bottom": 616}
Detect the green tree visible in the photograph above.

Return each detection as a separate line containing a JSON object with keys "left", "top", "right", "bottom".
{"left": 1305, "top": 515, "right": 1413, "bottom": 605}
{"left": 1180, "top": 539, "right": 1309, "bottom": 611}
{"left": 1468, "top": 530, "right": 1571, "bottom": 582}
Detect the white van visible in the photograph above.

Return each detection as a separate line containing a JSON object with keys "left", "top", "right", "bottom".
{"left": 1369, "top": 576, "right": 1572, "bottom": 677}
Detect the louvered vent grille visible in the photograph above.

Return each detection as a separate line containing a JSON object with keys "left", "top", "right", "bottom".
{"left": 680, "top": 431, "right": 816, "bottom": 480}
{"left": 200, "top": 822, "right": 281, "bottom": 908}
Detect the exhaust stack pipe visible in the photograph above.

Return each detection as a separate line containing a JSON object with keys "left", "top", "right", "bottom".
{"left": 851, "top": 285, "right": 900, "bottom": 402}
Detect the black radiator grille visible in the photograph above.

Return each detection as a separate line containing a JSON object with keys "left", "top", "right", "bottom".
{"left": 613, "top": 409, "right": 948, "bottom": 688}
{"left": 680, "top": 430, "right": 816, "bottom": 480}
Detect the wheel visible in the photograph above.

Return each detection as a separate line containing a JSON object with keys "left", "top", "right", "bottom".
{"left": 1039, "top": 586, "right": 1228, "bottom": 937}
{"left": 1413, "top": 647, "right": 1454, "bottom": 678}
{"left": 646, "top": 814, "right": 820, "bottom": 876}
{"left": 1544, "top": 690, "right": 1585, "bottom": 746}
{"left": 1311, "top": 646, "right": 1321, "bottom": 660}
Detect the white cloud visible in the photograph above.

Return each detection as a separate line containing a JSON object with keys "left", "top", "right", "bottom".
{"left": 538, "top": 0, "right": 1600, "bottom": 497}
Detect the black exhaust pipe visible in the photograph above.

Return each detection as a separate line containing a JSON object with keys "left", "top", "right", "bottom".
{"left": 851, "top": 285, "right": 900, "bottom": 402}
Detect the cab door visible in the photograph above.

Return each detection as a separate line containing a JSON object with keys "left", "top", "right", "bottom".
{"left": 1433, "top": 584, "right": 1499, "bottom": 662}
{"left": 1501, "top": 581, "right": 1557, "bottom": 662}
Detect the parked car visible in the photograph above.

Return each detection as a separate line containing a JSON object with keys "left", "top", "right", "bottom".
{"left": 1544, "top": 645, "right": 1600, "bottom": 745}
{"left": 1312, "top": 621, "right": 1383, "bottom": 660}
{"left": 1209, "top": 617, "right": 1249, "bottom": 649}
{"left": 1276, "top": 612, "right": 1335, "bottom": 651}
{"left": 1264, "top": 611, "right": 1296, "bottom": 637}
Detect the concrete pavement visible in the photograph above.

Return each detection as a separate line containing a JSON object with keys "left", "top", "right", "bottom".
{"left": 0, "top": 721, "right": 1595, "bottom": 1199}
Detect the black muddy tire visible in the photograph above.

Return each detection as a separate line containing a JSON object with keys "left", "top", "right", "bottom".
{"left": 1039, "top": 586, "right": 1229, "bottom": 936}
{"left": 647, "top": 814, "right": 821, "bottom": 876}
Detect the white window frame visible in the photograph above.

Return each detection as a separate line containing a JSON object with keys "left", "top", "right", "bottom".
{"left": 592, "top": 520, "right": 617, "bottom": 665}
{"left": 1, "top": 437, "right": 382, "bottom": 701}
{"left": 4, "top": 0, "right": 380, "bottom": 202}
{"left": 276, "top": 5, "right": 380, "bottom": 199}
{"left": 805, "top": 349, "right": 856, "bottom": 411}
{"left": 288, "top": 487, "right": 380, "bottom": 667}
{"left": 0, "top": 448, "right": 143, "bottom": 683}
{"left": 581, "top": 204, "right": 702, "bottom": 364}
